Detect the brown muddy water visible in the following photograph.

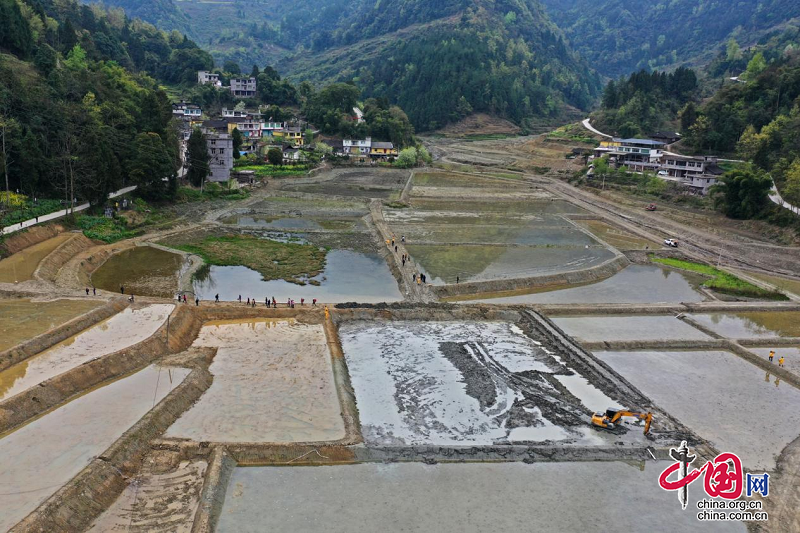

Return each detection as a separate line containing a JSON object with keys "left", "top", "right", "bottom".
{"left": 0, "top": 364, "right": 190, "bottom": 532}
{"left": 92, "top": 246, "right": 185, "bottom": 298}
{"left": 687, "top": 312, "right": 800, "bottom": 339}
{"left": 0, "top": 233, "right": 72, "bottom": 283}
{"left": 192, "top": 250, "right": 402, "bottom": 303}
{"left": 0, "top": 304, "right": 174, "bottom": 401}
{"left": 594, "top": 350, "right": 800, "bottom": 470}
{"left": 459, "top": 264, "right": 706, "bottom": 305}
{"left": 217, "top": 462, "right": 743, "bottom": 533}
{"left": 166, "top": 319, "right": 345, "bottom": 442}
{"left": 552, "top": 315, "right": 711, "bottom": 343}
{"left": 0, "top": 299, "right": 101, "bottom": 352}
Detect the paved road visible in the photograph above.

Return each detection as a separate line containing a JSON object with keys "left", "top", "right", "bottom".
{"left": 581, "top": 118, "right": 612, "bottom": 139}
{"left": 770, "top": 185, "right": 800, "bottom": 216}
{"left": 2, "top": 186, "right": 137, "bottom": 236}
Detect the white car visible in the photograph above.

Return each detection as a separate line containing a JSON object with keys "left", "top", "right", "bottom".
{"left": 664, "top": 239, "right": 679, "bottom": 247}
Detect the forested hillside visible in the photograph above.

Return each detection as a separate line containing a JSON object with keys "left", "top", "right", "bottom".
{"left": 541, "top": 0, "right": 800, "bottom": 78}
{"left": 85, "top": 0, "right": 602, "bottom": 131}
{"left": 0, "top": 0, "right": 212, "bottom": 203}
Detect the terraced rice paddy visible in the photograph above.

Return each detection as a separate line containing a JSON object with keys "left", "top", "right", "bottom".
{"left": 0, "top": 364, "right": 189, "bottom": 532}
{"left": 0, "top": 233, "right": 72, "bottom": 283}
{"left": 92, "top": 246, "right": 185, "bottom": 298}
{"left": 0, "top": 304, "right": 173, "bottom": 401}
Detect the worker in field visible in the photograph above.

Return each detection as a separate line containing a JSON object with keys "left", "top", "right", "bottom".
{"left": 324, "top": 306, "right": 330, "bottom": 319}
{"left": 769, "top": 351, "right": 775, "bottom": 362}
{"left": 778, "top": 356, "right": 785, "bottom": 368}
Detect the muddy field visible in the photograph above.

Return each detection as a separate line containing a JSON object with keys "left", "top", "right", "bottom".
{"left": 340, "top": 320, "right": 635, "bottom": 446}
{"left": 166, "top": 319, "right": 345, "bottom": 443}
{"left": 92, "top": 246, "right": 185, "bottom": 298}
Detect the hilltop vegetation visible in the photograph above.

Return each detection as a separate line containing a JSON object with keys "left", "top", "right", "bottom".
{"left": 541, "top": 0, "right": 800, "bottom": 78}
{"left": 86, "top": 0, "right": 602, "bottom": 131}
{"left": 0, "top": 0, "right": 212, "bottom": 204}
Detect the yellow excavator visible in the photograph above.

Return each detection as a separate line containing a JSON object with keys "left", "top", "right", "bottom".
{"left": 592, "top": 408, "right": 653, "bottom": 435}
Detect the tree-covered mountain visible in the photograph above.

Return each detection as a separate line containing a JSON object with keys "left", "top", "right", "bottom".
{"left": 540, "top": 0, "right": 800, "bottom": 78}
{"left": 84, "top": 0, "right": 602, "bottom": 131}
{"left": 0, "top": 0, "right": 212, "bottom": 203}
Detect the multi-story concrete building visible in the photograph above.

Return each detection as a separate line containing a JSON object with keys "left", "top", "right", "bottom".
{"left": 206, "top": 133, "right": 234, "bottom": 182}
{"left": 230, "top": 77, "right": 257, "bottom": 98}
{"left": 197, "top": 71, "right": 222, "bottom": 87}
{"left": 593, "top": 138, "right": 722, "bottom": 195}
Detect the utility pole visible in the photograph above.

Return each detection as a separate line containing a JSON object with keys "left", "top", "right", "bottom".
{"left": 1, "top": 118, "right": 9, "bottom": 208}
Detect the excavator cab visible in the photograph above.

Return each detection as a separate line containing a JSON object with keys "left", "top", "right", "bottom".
{"left": 592, "top": 408, "right": 653, "bottom": 435}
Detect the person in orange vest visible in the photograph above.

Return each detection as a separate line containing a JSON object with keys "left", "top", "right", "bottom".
{"left": 768, "top": 351, "right": 775, "bottom": 362}
{"left": 778, "top": 356, "right": 785, "bottom": 368}
{"left": 324, "top": 306, "right": 330, "bottom": 320}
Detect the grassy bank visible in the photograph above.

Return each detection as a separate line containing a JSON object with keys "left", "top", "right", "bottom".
{"left": 78, "top": 216, "right": 138, "bottom": 243}
{"left": 650, "top": 256, "right": 789, "bottom": 300}
{"left": 234, "top": 164, "right": 310, "bottom": 178}
{"left": 174, "top": 234, "right": 327, "bottom": 285}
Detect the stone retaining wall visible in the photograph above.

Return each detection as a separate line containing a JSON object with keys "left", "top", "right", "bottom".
{"left": 433, "top": 254, "right": 630, "bottom": 299}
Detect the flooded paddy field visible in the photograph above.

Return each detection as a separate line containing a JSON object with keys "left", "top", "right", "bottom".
{"left": 406, "top": 244, "right": 615, "bottom": 286}
{"left": 248, "top": 195, "right": 369, "bottom": 214}
{"left": 166, "top": 319, "right": 345, "bottom": 443}
{"left": 220, "top": 213, "right": 367, "bottom": 232}
{"left": 282, "top": 170, "right": 408, "bottom": 200}
{"left": 406, "top": 198, "right": 588, "bottom": 215}
{"left": 0, "top": 304, "right": 173, "bottom": 401}
{"left": 412, "top": 171, "right": 526, "bottom": 189}
{"left": 397, "top": 222, "right": 599, "bottom": 247}
{"left": 0, "top": 233, "right": 72, "bottom": 283}
{"left": 749, "top": 346, "right": 800, "bottom": 372}
{"left": 460, "top": 264, "right": 706, "bottom": 305}
{"left": 384, "top": 194, "right": 616, "bottom": 285}
{"left": 91, "top": 246, "right": 185, "bottom": 298}
{"left": 192, "top": 249, "right": 402, "bottom": 303}
{"left": 217, "top": 462, "right": 742, "bottom": 533}
{"left": 0, "top": 298, "right": 101, "bottom": 352}
{"left": 575, "top": 219, "right": 660, "bottom": 250}
{"left": 552, "top": 315, "right": 711, "bottom": 343}
{"left": 339, "top": 320, "right": 630, "bottom": 446}
{"left": 0, "top": 364, "right": 189, "bottom": 532}
{"left": 687, "top": 312, "right": 800, "bottom": 339}
{"left": 594, "top": 350, "right": 800, "bottom": 470}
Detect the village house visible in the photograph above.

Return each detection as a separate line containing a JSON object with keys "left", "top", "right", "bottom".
{"left": 593, "top": 138, "right": 722, "bottom": 195}
{"left": 172, "top": 102, "right": 202, "bottom": 120}
{"left": 230, "top": 77, "right": 257, "bottom": 99}
{"left": 370, "top": 141, "right": 398, "bottom": 159}
{"left": 197, "top": 71, "right": 222, "bottom": 87}
{"left": 661, "top": 154, "right": 723, "bottom": 195}
{"left": 222, "top": 107, "right": 254, "bottom": 119}
{"left": 206, "top": 133, "right": 234, "bottom": 182}
{"left": 226, "top": 117, "right": 262, "bottom": 139}
{"left": 273, "top": 126, "right": 304, "bottom": 146}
